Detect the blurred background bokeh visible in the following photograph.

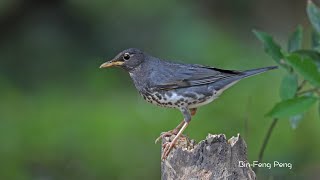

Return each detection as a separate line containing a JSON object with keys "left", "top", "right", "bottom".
{"left": 1, "top": 0, "right": 320, "bottom": 179}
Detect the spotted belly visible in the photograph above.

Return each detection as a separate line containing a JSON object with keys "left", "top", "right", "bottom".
{"left": 140, "top": 90, "right": 217, "bottom": 109}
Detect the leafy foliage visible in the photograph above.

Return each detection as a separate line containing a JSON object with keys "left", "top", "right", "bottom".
{"left": 311, "top": 31, "right": 320, "bottom": 50}
{"left": 280, "top": 74, "right": 298, "bottom": 100}
{"left": 286, "top": 54, "right": 320, "bottom": 87}
{"left": 292, "top": 49, "right": 320, "bottom": 68}
{"left": 288, "top": 25, "right": 303, "bottom": 52}
{"left": 266, "top": 96, "right": 317, "bottom": 118}
{"left": 252, "top": 30, "right": 287, "bottom": 69}
{"left": 254, "top": 0, "right": 320, "bottom": 129}
{"left": 307, "top": 0, "right": 320, "bottom": 34}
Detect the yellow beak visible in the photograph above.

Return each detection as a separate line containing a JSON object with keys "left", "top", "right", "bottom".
{"left": 99, "top": 61, "right": 124, "bottom": 68}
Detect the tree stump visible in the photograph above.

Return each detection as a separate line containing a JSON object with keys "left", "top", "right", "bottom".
{"left": 161, "top": 134, "right": 256, "bottom": 180}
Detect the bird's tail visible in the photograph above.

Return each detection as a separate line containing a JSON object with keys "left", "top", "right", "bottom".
{"left": 240, "top": 66, "right": 278, "bottom": 78}
{"left": 213, "top": 66, "right": 278, "bottom": 92}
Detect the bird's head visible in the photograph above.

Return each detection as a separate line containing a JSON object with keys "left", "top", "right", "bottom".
{"left": 100, "top": 48, "right": 146, "bottom": 71}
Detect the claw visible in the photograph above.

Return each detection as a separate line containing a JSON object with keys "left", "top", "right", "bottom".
{"left": 162, "top": 141, "right": 176, "bottom": 148}
{"left": 161, "top": 141, "right": 176, "bottom": 159}
{"left": 155, "top": 131, "right": 174, "bottom": 144}
{"left": 160, "top": 122, "right": 189, "bottom": 160}
{"left": 155, "top": 120, "right": 186, "bottom": 144}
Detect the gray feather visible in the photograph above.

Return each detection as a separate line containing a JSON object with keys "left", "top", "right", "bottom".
{"left": 144, "top": 57, "right": 277, "bottom": 91}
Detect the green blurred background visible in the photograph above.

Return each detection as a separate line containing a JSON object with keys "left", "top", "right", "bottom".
{"left": 0, "top": 0, "right": 319, "bottom": 179}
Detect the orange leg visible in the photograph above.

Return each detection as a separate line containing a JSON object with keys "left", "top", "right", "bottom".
{"left": 160, "top": 108, "right": 197, "bottom": 159}
{"left": 154, "top": 120, "right": 184, "bottom": 144}
{"left": 155, "top": 108, "right": 197, "bottom": 144}
{"left": 161, "top": 121, "right": 189, "bottom": 159}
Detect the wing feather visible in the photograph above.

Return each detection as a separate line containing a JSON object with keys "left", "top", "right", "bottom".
{"left": 152, "top": 64, "right": 242, "bottom": 91}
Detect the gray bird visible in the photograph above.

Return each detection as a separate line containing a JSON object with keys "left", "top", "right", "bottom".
{"left": 100, "top": 48, "right": 277, "bottom": 159}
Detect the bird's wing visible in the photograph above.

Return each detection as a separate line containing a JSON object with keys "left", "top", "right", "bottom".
{"left": 150, "top": 63, "right": 243, "bottom": 91}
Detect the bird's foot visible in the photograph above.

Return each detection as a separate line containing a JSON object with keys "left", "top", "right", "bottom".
{"left": 161, "top": 141, "right": 176, "bottom": 160}
{"left": 161, "top": 135, "right": 189, "bottom": 159}
{"left": 158, "top": 121, "right": 190, "bottom": 159}
{"left": 155, "top": 129, "right": 184, "bottom": 144}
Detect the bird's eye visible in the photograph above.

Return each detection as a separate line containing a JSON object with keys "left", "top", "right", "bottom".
{"left": 123, "top": 53, "right": 130, "bottom": 60}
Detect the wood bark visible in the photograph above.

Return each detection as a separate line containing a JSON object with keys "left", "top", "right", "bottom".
{"left": 161, "top": 134, "right": 256, "bottom": 180}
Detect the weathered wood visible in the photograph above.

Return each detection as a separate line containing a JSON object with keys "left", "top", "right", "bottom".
{"left": 161, "top": 134, "right": 256, "bottom": 180}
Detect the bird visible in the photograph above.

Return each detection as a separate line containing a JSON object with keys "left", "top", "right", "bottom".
{"left": 100, "top": 48, "right": 277, "bottom": 159}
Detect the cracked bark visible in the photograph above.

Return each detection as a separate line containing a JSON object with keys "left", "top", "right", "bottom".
{"left": 161, "top": 134, "right": 256, "bottom": 180}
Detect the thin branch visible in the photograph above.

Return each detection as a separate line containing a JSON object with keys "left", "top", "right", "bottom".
{"left": 254, "top": 118, "right": 278, "bottom": 173}
{"left": 255, "top": 79, "right": 311, "bottom": 174}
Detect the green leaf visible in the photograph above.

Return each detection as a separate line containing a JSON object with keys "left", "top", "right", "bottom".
{"left": 266, "top": 96, "right": 317, "bottom": 118}
{"left": 307, "top": 1, "right": 320, "bottom": 33}
{"left": 253, "top": 30, "right": 285, "bottom": 67}
{"left": 285, "top": 54, "right": 320, "bottom": 87}
{"left": 292, "top": 50, "right": 320, "bottom": 68}
{"left": 289, "top": 114, "right": 304, "bottom": 129}
{"left": 280, "top": 74, "right": 298, "bottom": 100}
{"left": 293, "top": 50, "right": 320, "bottom": 60}
{"left": 288, "top": 25, "right": 303, "bottom": 52}
{"left": 311, "top": 31, "right": 320, "bottom": 50}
